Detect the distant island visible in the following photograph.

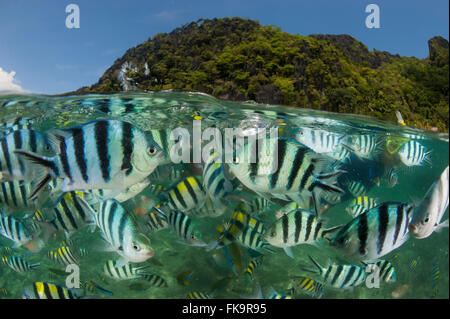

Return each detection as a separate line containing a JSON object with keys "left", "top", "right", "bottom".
{"left": 68, "top": 17, "right": 449, "bottom": 132}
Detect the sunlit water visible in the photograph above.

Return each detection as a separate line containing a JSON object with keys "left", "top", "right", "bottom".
{"left": 0, "top": 92, "right": 448, "bottom": 299}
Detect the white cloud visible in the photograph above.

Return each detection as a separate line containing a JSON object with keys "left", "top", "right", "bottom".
{"left": 153, "top": 10, "right": 182, "bottom": 21}
{"left": 0, "top": 67, "right": 25, "bottom": 93}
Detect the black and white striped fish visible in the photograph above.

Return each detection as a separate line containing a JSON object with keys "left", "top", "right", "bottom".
{"left": 155, "top": 208, "right": 206, "bottom": 247}
{"left": 2, "top": 255, "right": 40, "bottom": 273}
{"left": 295, "top": 128, "right": 342, "bottom": 154}
{"left": 0, "top": 129, "right": 55, "bottom": 181}
{"left": 87, "top": 199, "right": 154, "bottom": 263}
{"left": 166, "top": 176, "right": 207, "bottom": 211}
{"left": 341, "top": 134, "right": 381, "bottom": 160}
{"left": 0, "top": 117, "right": 34, "bottom": 138}
{"left": 384, "top": 167, "right": 398, "bottom": 188}
{"left": 229, "top": 137, "right": 345, "bottom": 200}
{"left": 0, "top": 211, "right": 43, "bottom": 251}
{"left": 142, "top": 207, "right": 169, "bottom": 232}
{"left": 330, "top": 202, "right": 413, "bottom": 261}
{"left": 14, "top": 119, "right": 165, "bottom": 200}
{"left": 346, "top": 181, "right": 367, "bottom": 197}
{"left": 0, "top": 180, "right": 51, "bottom": 211}
{"left": 307, "top": 256, "right": 366, "bottom": 289}
{"left": 346, "top": 204, "right": 367, "bottom": 217}
{"left": 149, "top": 164, "right": 184, "bottom": 184}
{"left": 364, "top": 260, "right": 397, "bottom": 283}
{"left": 239, "top": 197, "right": 271, "bottom": 215}
{"left": 140, "top": 273, "right": 168, "bottom": 287}
{"left": 102, "top": 259, "right": 152, "bottom": 280}
{"left": 202, "top": 151, "right": 233, "bottom": 203}
{"left": 53, "top": 245, "right": 80, "bottom": 266}
{"left": 264, "top": 204, "right": 341, "bottom": 258}
{"left": 43, "top": 191, "right": 93, "bottom": 237}
{"left": 398, "top": 140, "right": 431, "bottom": 167}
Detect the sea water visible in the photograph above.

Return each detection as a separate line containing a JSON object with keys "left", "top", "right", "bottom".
{"left": 0, "top": 92, "right": 448, "bottom": 299}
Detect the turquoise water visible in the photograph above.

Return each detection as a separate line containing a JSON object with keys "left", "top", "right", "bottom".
{"left": 0, "top": 92, "right": 448, "bottom": 299}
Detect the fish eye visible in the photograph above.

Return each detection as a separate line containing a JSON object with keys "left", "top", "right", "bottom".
{"left": 147, "top": 146, "right": 158, "bottom": 156}
{"left": 337, "top": 237, "right": 346, "bottom": 245}
{"left": 270, "top": 231, "right": 276, "bottom": 237}
{"left": 232, "top": 155, "right": 239, "bottom": 164}
{"left": 132, "top": 243, "right": 141, "bottom": 251}
{"left": 45, "top": 145, "right": 51, "bottom": 151}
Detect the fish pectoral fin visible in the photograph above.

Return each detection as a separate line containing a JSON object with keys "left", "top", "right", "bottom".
{"left": 435, "top": 219, "right": 449, "bottom": 232}
{"left": 284, "top": 247, "right": 294, "bottom": 259}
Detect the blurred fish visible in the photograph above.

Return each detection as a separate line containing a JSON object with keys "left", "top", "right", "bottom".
{"left": 346, "top": 181, "right": 367, "bottom": 198}
{"left": 176, "top": 270, "right": 194, "bottom": 286}
{"left": 0, "top": 211, "right": 44, "bottom": 252}
{"left": 289, "top": 276, "right": 324, "bottom": 299}
{"left": 295, "top": 128, "right": 342, "bottom": 154}
{"left": 346, "top": 205, "right": 368, "bottom": 218}
{"left": 431, "top": 262, "right": 440, "bottom": 290}
{"left": 140, "top": 274, "right": 168, "bottom": 287}
{"left": 265, "top": 286, "right": 293, "bottom": 299}
{"left": 391, "top": 284, "right": 409, "bottom": 299}
{"left": 341, "top": 134, "right": 381, "bottom": 160}
{"left": 0, "top": 288, "right": 8, "bottom": 296}
{"left": 80, "top": 280, "right": 113, "bottom": 296}
{"left": 142, "top": 208, "right": 169, "bottom": 232}
{"left": 102, "top": 259, "right": 152, "bottom": 280}
{"left": 188, "top": 197, "right": 228, "bottom": 218}
{"left": 128, "top": 282, "right": 151, "bottom": 291}
{"left": 364, "top": 260, "right": 397, "bottom": 283}
{"left": 47, "top": 267, "right": 69, "bottom": 276}
{"left": 87, "top": 179, "right": 152, "bottom": 204}
{"left": 351, "top": 196, "right": 378, "bottom": 209}
{"left": 187, "top": 291, "right": 211, "bottom": 299}
{"left": 0, "top": 180, "right": 51, "bottom": 212}
{"left": 244, "top": 255, "right": 265, "bottom": 284}
{"left": 54, "top": 245, "right": 80, "bottom": 266}
{"left": 384, "top": 168, "right": 398, "bottom": 188}
{"left": 2, "top": 255, "right": 40, "bottom": 273}
{"left": 305, "top": 256, "right": 366, "bottom": 289}
{"left": 22, "top": 282, "right": 86, "bottom": 299}
{"left": 202, "top": 151, "right": 233, "bottom": 204}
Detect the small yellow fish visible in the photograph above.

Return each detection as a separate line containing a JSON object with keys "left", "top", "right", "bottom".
{"left": 176, "top": 270, "right": 194, "bottom": 286}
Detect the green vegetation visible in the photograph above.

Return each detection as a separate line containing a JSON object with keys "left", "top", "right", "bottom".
{"left": 71, "top": 18, "right": 449, "bottom": 132}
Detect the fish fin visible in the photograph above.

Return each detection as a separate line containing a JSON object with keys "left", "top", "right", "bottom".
{"left": 0, "top": 171, "right": 13, "bottom": 182}
{"left": 321, "top": 225, "right": 342, "bottom": 241}
{"left": 435, "top": 219, "right": 449, "bottom": 232}
{"left": 313, "top": 178, "right": 346, "bottom": 199}
{"left": 284, "top": 247, "right": 294, "bottom": 259}
{"left": 13, "top": 150, "right": 56, "bottom": 200}
{"left": 114, "top": 257, "right": 128, "bottom": 268}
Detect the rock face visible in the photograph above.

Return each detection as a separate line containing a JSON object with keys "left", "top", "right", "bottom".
{"left": 428, "top": 36, "right": 449, "bottom": 67}
{"left": 66, "top": 17, "right": 449, "bottom": 132}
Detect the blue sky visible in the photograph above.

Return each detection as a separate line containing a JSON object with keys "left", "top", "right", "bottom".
{"left": 0, "top": 0, "right": 448, "bottom": 94}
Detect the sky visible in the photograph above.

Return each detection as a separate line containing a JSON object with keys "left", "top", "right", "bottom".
{"left": 0, "top": 0, "right": 448, "bottom": 95}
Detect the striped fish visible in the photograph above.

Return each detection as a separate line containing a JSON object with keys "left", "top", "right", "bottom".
{"left": 351, "top": 196, "right": 378, "bottom": 209}
{"left": 2, "top": 255, "right": 40, "bottom": 272}
{"left": 202, "top": 151, "right": 233, "bottom": 203}
{"left": 149, "top": 164, "right": 184, "bottom": 184}
{"left": 384, "top": 168, "right": 398, "bottom": 188}
{"left": 0, "top": 129, "right": 55, "bottom": 181}
{"left": 321, "top": 192, "right": 342, "bottom": 205}
{"left": 235, "top": 223, "right": 272, "bottom": 252}
{"left": 398, "top": 140, "right": 431, "bottom": 167}
{"left": 22, "top": 282, "right": 85, "bottom": 299}
{"left": 307, "top": 256, "right": 366, "bottom": 289}
{"left": 244, "top": 255, "right": 265, "bottom": 282}
{"left": 342, "top": 134, "right": 381, "bottom": 160}
{"left": 266, "top": 287, "right": 293, "bottom": 299}
{"left": 0, "top": 180, "right": 51, "bottom": 211}
{"left": 103, "top": 259, "right": 152, "bottom": 280}
{"left": 47, "top": 250, "right": 59, "bottom": 264}
{"left": 239, "top": 197, "right": 271, "bottom": 215}
{"left": 0, "top": 117, "right": 34, "bottom": 132}
{"left": 290, "top": 276, "right": 325, "bottom": 299}
{"left": 54, "top": 245, "right": 80, "bottom": 266}
{"left": 295, "top": 128, "right": 342, "bottom": 154}
{"left": 0, "top": 212, "right": 42, "bottom": 250}
{"left": 264, "top": 205, "right": 341, "bottom": 257}
{"left": 431, "top": 262, "right": 440, "bottom": 290}
{"left": 330, "top": 202, "right": 413, "bottom": 261}
{"left": 142, "top": 208, "right": 169, "bottom": 232}
{"left": 346, "top": 181, "right": 367, "bottom": 197}
{"left": 166, "top": 176, "right": 207, "bottom": 211}
{"left": 140, "top": 274, "right": 168, "bottom": 287}
{"left": 364, "top": 260, "right": 397, "bottom": 283}
{"left": 187, "top": 291, "right": 211, "bottom": 299}
{"left": 229, "top": 137, "right": 345, "bottom": 201}
{"left": 346, "top": 204, "right": 367, "bottom": 217}
{"left": 147, "top": 184, "right": 167, "bottom": 198}
{"left": 326, "top": 145, "right": 352, "bottom": 163}
{"left": 88, "top": 199, "right": 154, "bottom": 263}
{"left": 155, "top": 208, "right": 206, "bottom": 247}
{"left": 14, "top": 119, "right": 165, "bottom": 201}
{"left": 44, "top": 191, "right": 93, "bottom": 237}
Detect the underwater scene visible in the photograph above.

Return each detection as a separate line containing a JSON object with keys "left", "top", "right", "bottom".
{"left": 0, "top": 92, "right": 448, "bottom": 299}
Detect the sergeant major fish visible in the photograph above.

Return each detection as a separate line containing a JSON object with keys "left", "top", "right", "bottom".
{"left": 14, "top": 119, "right": 165, "bottom": 200}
